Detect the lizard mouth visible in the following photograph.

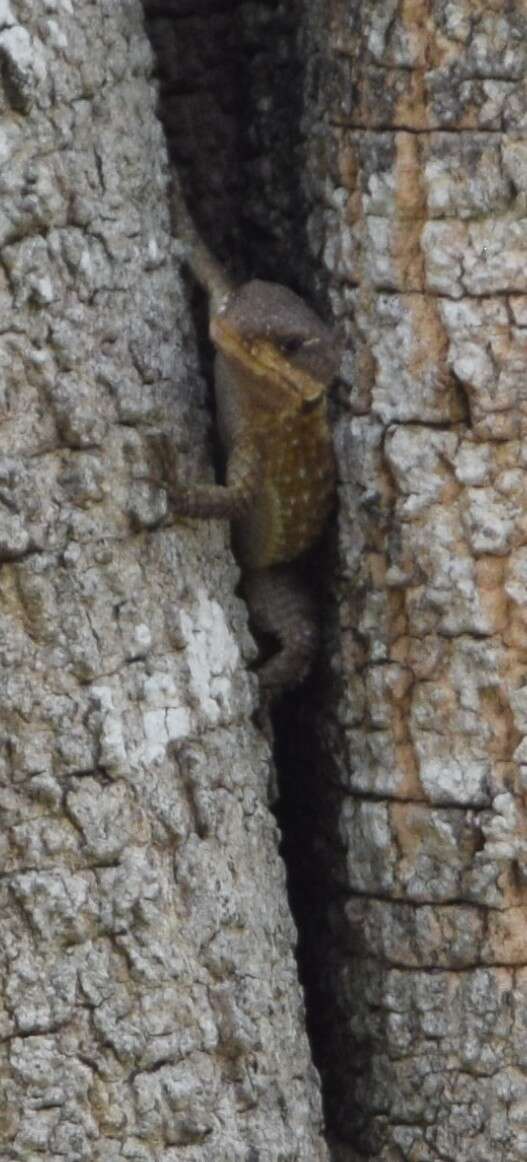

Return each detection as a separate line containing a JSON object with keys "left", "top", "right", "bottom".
{"left": 210, "top": 317, "right": 325, "bottom": 406}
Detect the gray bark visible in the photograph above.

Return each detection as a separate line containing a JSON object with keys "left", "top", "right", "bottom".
{"left": 6, "top": 2, "right": 527, "bottom": 1160}
{"left": 0, "top": 3, "right": 328, "bottom": 1160}
{"left": 301, "top": 2, "right": 527, "bottom": 1159}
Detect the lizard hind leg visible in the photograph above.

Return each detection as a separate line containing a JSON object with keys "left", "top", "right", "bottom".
{"left": 243, "top": 566, "right": 319, "bottom": 700}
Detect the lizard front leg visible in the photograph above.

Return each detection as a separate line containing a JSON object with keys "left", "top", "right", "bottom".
{"left": 243, "top": 566, "right": 318, "bottom": 699}
{"left": 164, "top": 437, "right": 262, "bottom": 521}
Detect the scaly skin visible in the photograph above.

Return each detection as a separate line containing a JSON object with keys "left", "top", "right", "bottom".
{"left": 169, "top": 177, "right": 338, "bottom": 697}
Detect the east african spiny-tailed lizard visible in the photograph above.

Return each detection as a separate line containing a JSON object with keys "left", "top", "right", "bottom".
{"left": 167, "top": 179, "right": 339, "bottom": 700}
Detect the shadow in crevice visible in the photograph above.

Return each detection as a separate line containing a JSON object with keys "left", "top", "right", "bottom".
{"left": 270, "top": 603, "right": 344, "bottom": 1128}
{"left": 272, "top": 668, "right": 377, "bottom": 1157}
{"left": 142, "top": 0, "right": 362, "bottom": 1149}
{"left": 143, "top": 0, "right": 313, "bottom": 289}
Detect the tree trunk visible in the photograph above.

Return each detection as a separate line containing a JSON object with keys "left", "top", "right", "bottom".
{"left": 300, "top": 2, "right": 527, "bottom": 1159}
{"left": 0, "top": 3, "right": 328, "bottom": 1159}
{"left": 6, "top": 2, "right": 527, "bottom": 1161}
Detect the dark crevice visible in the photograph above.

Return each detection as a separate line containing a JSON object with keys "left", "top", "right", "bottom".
{"left": 142, "top": 0, "right": 343, "bottom": 1148}
{"left": 271, "top": 540, "right": 348, "bottom": 1130}
{"left": 268, "top": 537, "right": 399, "bottom": 1150}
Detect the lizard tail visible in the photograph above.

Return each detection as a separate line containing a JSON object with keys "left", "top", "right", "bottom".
{"left": 171, "top": 172, "right": 234, "bottom": 310}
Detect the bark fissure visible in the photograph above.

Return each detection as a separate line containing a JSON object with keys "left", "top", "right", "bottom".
{"left": 142, "top": 0, "right": 341, "bottom": 1135}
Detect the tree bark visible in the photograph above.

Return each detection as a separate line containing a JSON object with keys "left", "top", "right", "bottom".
{"left": 6, "top": 2, "right": 527, "bottom": 1160}
{"left": 301, "top": 2, "right": 527, "bottom": 1159}
{"left": 0, "top": 3, "right": 328, "bottom": 1159}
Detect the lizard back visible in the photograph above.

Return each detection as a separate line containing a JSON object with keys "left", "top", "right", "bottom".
{"left": 234, "top": 398, "right": 335, "bottom": 570}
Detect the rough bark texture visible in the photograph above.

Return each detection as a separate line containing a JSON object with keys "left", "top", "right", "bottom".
{"left": 7, "top": 2, "right": 527, "bottom": 1160}
{"left": 0, "top": 3, "right": 328, "bottom": 1159}
{"left": 299, "top": 2, "right": 527, "bottom": 1159}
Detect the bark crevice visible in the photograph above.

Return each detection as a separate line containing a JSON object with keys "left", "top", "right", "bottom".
{"left": 142, "top": 0, "right": 341, "bottom": 1138}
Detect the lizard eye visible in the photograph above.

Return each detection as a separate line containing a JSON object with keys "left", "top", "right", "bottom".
{"left": 279, "top": 336, "right": 305, "bottom": 355}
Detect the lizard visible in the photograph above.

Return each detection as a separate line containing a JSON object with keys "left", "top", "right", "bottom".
{"left": 166, "top": 176, "right": 339, "bottom": 700}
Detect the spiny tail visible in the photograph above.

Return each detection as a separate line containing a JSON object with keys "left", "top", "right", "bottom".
{"left": 171, "top": 172, "right": 234, "bottom": 311}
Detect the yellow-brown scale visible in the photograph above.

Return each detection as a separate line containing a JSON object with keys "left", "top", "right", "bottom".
{"left": 260, "top": 404, "right": 334, "bottom": 565}
{"left": 232, "top": 400, "right": 335, "bottom": 570}
{"left": 213, "top": 323, "right": 336, "bottom": 570}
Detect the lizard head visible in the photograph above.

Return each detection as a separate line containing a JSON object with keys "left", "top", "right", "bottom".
{"left": 210, "top": 279, "right": 339, "bottom": 406}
